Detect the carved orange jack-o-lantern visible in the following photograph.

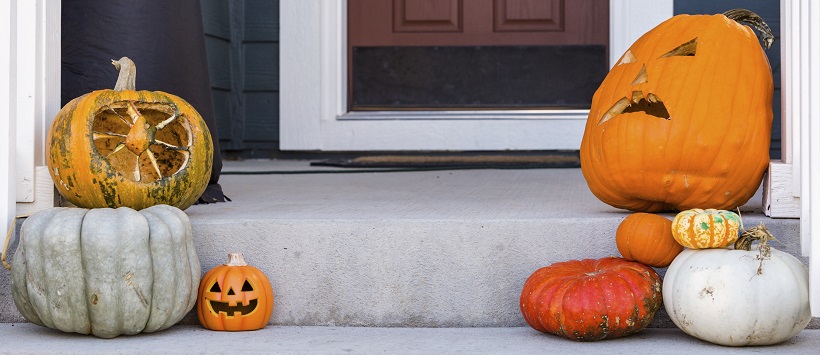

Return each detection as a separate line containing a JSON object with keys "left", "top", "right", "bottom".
{"left": 197, "top": 253, "right": 274, "bottom": 331}
{"left": 580, "top": 9, "right": 774, "bottom": 212}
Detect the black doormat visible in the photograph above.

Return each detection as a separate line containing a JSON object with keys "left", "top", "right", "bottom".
{"left": 311, "top": 153, "right": 580, "bottom": 169}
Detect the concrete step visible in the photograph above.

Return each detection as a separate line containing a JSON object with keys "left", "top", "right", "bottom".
{"left": 1, "top": 161, "right": 814, "bottom": 330}
{"left": 1, "top": 324, "right": 818, "bottom": 354}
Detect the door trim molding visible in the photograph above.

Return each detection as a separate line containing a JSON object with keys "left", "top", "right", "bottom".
{"left": 280, "top": 0, "right": 673, "bottom": 151}
{"left": 339, "top": 110, "right": 590, "bottom": 121}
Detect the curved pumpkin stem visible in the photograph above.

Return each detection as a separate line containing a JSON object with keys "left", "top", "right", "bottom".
{"left": 735, "top": 223, "right": 779, "bottom": 275}
{"left": 112, "top": 56, "right": 137, "bottom": 91}
{"left": 723, "top": 9, "right": 774, "bottom": 50}
{"left": 734, "top": 223, "right": 778, "bottom": 251}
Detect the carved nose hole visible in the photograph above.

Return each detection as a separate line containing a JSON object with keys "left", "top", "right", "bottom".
{"left": 630, "top": 65, "right": 648, "bottom": 85}
{"left": 227, "top": 287, "right": 235, "bottom": 296}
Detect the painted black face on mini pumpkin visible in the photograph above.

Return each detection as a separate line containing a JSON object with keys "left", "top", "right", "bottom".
{"left": 204, "top": 278, "right": 259, "bottom": 318}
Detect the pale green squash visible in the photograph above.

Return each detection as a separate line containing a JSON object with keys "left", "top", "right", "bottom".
{"left": 10, "top": 205, "right": 200, "bottom": 338}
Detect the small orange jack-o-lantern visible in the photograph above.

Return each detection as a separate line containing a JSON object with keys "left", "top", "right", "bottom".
{"left": 197, "top": 253, "right": 274, "bottom": 331}
{"left": 580, "top": 9, "right": 774, "bottom": 212}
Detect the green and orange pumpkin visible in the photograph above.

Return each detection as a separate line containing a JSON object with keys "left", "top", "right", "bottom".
{"left": 671, "top": 208, "right": 741, "bottom": 249}
{"left": 47, "top": 57, "right": 212, "bottom": 210}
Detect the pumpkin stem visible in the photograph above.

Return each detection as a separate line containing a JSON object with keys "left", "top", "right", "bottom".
{"left": 734, "top": 223, "right": 779, "bottom": 275}
{"left": 723, "top": 9, "right": 774, "bottom": 50}
{"left": 112, "top": 57, "right": 137, "bottom": 91}
{"left": 225, "top": 252, "right": 249, "bottom": 266}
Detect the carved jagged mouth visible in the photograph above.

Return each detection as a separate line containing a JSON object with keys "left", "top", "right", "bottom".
{"left": 208, "top": 299, "right": 258, "bottom": 318}
{"left": 598, "top": 91, "right": 670, "bottom": 125}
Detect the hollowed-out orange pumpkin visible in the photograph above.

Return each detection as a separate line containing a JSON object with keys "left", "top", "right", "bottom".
{"left": 197, "top": 253, "right": 274, "bottom": 331}
{"left": 580, "top": 9, "right": 774, "bottom": 212}
{"left": 520, "top": 257, "right": 662, "bottom": 341}
{"left": 47, "top": 57, "right": 212, "bottom": 210}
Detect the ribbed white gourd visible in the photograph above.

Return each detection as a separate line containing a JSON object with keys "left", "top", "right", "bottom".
{"left": 10, "top": 205, "right": 200, "bottom": 338}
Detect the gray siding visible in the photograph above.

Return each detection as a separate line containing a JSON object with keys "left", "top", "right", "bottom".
{"left": 201, "top": 0, "right": 280, "bottom": 155}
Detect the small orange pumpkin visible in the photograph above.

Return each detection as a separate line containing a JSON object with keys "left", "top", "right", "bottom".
{"left": 47, "top": 57, "right": 212, "bottom": 210}
{"left": 197, "top": 253, "right": 274, "bottom": 331}
{"left": 616, "top": 213, "right": 683, "bottom": 267}
{"left": 580, "top": 9, "right": 774, "bottom": 212}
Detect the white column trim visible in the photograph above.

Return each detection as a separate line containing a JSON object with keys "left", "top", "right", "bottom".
{"left": 39, "top": 0, "right": 61, "bottom": 168}
{"left": 14, "top": 0, "right": 35, "bottom": 202}
{"left": 1, "top": 0, "right": 15, "bottom": 233}
{"left": 796, "top": 0, "right": 820, "bottom": 317}
{"left": 4, "top": 0, "right": 60, "bottom": 223}
{"left": 774, "top": 0, "right": 820, "bottom": 318}
{"left": 766, "top": 0, "right": 802, "bottom": 218}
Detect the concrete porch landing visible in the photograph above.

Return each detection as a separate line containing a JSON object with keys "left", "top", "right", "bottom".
{"left": 0, "top": 160, "right": 816, "bottom": 352}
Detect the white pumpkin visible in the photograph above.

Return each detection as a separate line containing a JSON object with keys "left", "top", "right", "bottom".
{"left": 10, "top": 205, "right": 200, "bottom": 338}
{"left": 663, "top": 237, "right": 811, "bottom": 346}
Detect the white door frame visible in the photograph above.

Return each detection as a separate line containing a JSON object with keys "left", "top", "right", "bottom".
{"left": 2, "top": 0, "right": 60, "bottom": 231}
{"left": 280, "top": 0, "right": 674, "bottom": 151}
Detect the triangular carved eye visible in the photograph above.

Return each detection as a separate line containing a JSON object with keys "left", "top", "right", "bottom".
{"left": 616, "top": 50, "right": 637, "bottom": 66}
{"left": 660, "top": 38, "right": 698, "bottom": 58}
{"left": 209, "top": 282, "right": 221, "bottom": 293}
{"left": 242, "top": 280, "right": 254, "bottom": 292}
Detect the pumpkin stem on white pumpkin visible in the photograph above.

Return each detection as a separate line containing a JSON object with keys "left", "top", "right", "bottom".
{"left": 225, "top": 253, "right": 249, "bottom": 266}
{"left": 723, "top": 9, "right": 774, "bottom": 50}
{"left": 735, "top": 223, "right": 779, "bottom": 275}
{"left": 112, "top": 57, "right": 137, "bottom": 91}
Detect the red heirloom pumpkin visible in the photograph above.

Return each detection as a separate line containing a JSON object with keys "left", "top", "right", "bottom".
{"left": 47, "top": 57, "right": 212, "bottom": 210}
{"left": 520, "top": 257, "right": 662, "bottom": 341}
{"left": 616, "top": 212, "right": 683, "bottom": 267}
{"left": 580, "top": 10, "right": 774, "bottom": 212}
{"left": 197, "top": 253, "right": 274, "bottom": 331}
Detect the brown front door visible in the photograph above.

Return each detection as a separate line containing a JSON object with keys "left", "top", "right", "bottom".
{"left": 348, "top": 0, "right": 609, "bottom": 110}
